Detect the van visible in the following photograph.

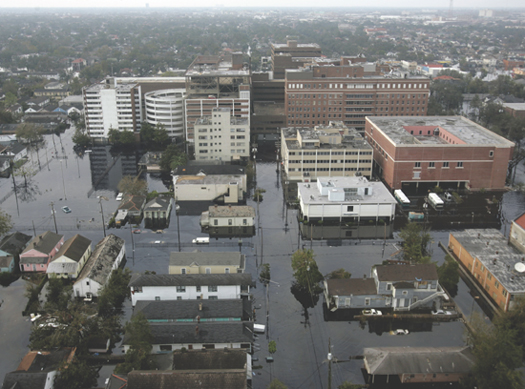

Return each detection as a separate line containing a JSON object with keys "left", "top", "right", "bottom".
{"left": 253, "top": 324, "right": 266, "bottom": 334}
{"left": 192, "top": 237, "right": 210, "bottom": 244}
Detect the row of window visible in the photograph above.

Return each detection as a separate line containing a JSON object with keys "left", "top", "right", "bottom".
{"left": 176, "top": 285, "right": 219, "bottom": 292}
{"left": 288, "top": 83, "right": 428, "bottom": 90}
{"left": 289, "top": 159, "right": 372, "bottom": 164}
{"left": 292, "top": 167, "right": 371, "bottom": 172}
{"left": 289, "top": 151, "right": 372, "bottom": 156}
{"left": 414, "top": 161, "right": 463, "bottom": 168}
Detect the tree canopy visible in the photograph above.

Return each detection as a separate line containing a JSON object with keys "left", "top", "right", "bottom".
{"left": 399, "top": 222, "right": 432, "bottom": 264}
{"left": 291, "top": 249, "right": 324, "bottom": 293}
{"left": 159, "top": 143, "right": 187, "bottom": 172}
{"left": 54, "top": 358, "right": 99, "bottom": 389}
{"left": 15, "top": 123, "right": 43, "bottom": 144}
{"left": 117, "top": 176, "right": 148, "bottom": 196}
{"left": 0, "top": 208, "right": 12, "bottom": 236}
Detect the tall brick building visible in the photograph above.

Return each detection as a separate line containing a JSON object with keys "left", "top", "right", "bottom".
{"left": 271, "top": 40, "right": 322, "bottom": 79}
{"left": 285, "top": 63, "right": 429, "bottom": 133}
{"left": 365, "top": 116, "right": 515, "bottom": 193}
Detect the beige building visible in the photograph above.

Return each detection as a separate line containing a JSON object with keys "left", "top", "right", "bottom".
{"left": 509, "top": 213, "right": 525, "bottom": 254}
{"left": 200, "top": 205, "right": 255, "bottom": 228}
{"left": 194, "top": 108, "right": 250, "bottom": 162}
{"left": 173, "top": 173, "right": 247, "bottom": 204}
{"left": 169, "top": 252, "right": 245, "bottom": 275}
{"left": 281, "top": 121, "right": 373, "bottom": 182}
{"left": 46, "top": 234, "right": 92, "bottom": 279}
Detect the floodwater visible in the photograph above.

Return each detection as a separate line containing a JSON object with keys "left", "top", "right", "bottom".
{"left": 1, "top": 125, "right": 525, "bottom": 388}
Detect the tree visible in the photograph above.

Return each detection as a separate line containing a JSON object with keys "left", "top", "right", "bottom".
{"left": 114, "top": 312, "right": 156, "bottom": 374}
{"left": 259, "top": 263, "right": 270, "bottom": 285}
{"left": 14, "top": 164, "right": 36, "bottom": 187}
{"left": 399, "top": 222, "right": 432, "bottom": 264}
{"left": 268, "top": 340, "right": 277, "bottom": 354}
{"left": 0, "top": 208, "right": 12, "bottom": 236}
{"left": 15, "top": 123, "right": 43, "bottom": 145}
{"left": 291, "top": 249, "right": 324, "bottom": 293}
{"left": 338, "top": 383, "right": 363, "bottom": 389}
{"left": 54, "top": 358, "right": 98, "bottom": 389}
{"left": 117, "top": 176, "right": 148, "bottom": 196}
{"left": 72, "top": 129, "right": 91, "bottom": 149}
{"left": 326, "top": 268, "right": 352, "bottom": 279}
{"left": 4, "top": 92, "right": 17, "bottom": 107}
{"left": 98, "top": 268, "right": 132, "bottom": 316}
{"left": 437, "top": 255, "right": 459, "bottom": 295}
{"left": 267, "top": 379, "right": 288, "bottom": 389}
{"left": 45, "top": 278, "right": 72, "bottom": 312}
{"left": 159, "top": 143, "right": 187, "bottom": 171}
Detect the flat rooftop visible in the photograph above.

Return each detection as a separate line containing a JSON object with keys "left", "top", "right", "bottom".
{"left": 283, "top": 127, "right": 372, "bottom": 151}
{"left": 174, "top": 175, "right": 244, "bottom": 186}
{"left": 450, "top": 229, "right": 525, "bottom": 294}
{"left": 368, "top": 116, "right": 515, "bottom": 147}
{"left": 299, "top": 176, "right": 396, "bottom": 205}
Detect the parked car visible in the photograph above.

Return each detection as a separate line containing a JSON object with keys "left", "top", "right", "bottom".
{"left": 116, "top": 193, "right": 124, "bottom": 201}
{"left": 61, "top": 206, "right": 71, "bottom": 213}
{"left": 132, "top": 229, "right": 141, "bottom": 234}
{"left": 394, "top": 329, "right": 409, "bottom": 335}
{"left": 192, "top": 237, "right": 210, "bottom": 244}
{"left": 362, "top": 309, "right": 382, "bottom": 316}
{"left": 432, "top": 309, "right": 453, "bottom": 315}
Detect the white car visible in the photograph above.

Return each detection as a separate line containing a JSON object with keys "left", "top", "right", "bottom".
{"left": 432, "top": 309, "right": 453, "bottom": 315}
{"left": 362, "top": 309, "right": 382, "bottom": 316}
{"left": 394, "top": 329, "right": 409, "bottom": 335}
{"left": 116, "top": 193, "right": 124, "bottom": 201}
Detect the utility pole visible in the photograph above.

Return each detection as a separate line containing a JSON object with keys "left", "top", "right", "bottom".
{"left": 98, "top": 196, "right": 109, "bottom": 237}
{"left": 10, "top": 161, "right": 19, "bottom": 216}
{"left": 50, "top": 202, "right": 58, "bottom": 234}
{"left": 328, "top": 337, "right": 332, "bottom": 389}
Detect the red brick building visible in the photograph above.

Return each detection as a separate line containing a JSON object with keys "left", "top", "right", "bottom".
{"left": 365, "top": 116, "right": 515, "bottom": 193}
{"left": 285, "top": 64, "right": 429, "bottom": 133}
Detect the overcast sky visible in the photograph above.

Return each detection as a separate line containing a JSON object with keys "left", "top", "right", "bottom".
{"left": 0, "top": 0, "right": 524, "bottom": 9}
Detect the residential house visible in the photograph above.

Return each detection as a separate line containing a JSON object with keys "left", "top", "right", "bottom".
{"left": 0, "top": 155, "right": 11, "bottom": 176}
{"left": 0, "top": 140, "right": 28, "bottom": 162}
{"left": 0, "top": 232, "right": 32, "bottom": 273}
{"left": 363, "top": 347, "right": 475, "bottom": 385}
{"left": 20, "top": 231, "right": 64, "bottom": 273}
{"left": 169, "top": 252, "right": 245, "bottom": 274}
{"left": 298, "top": 176, "right": 397, "bottom": 223}
{"left": 128, "top": 273, "right": 254, "bottom": 307}
{"left": 448, "top": 229, "right": 525, "bottom": 312}
{"left": 324, "top": 264, "right": 445, "bottom": 312}
{"left": 116, "top": 195, "right": 146, "bottom": 225}
{"left": 134, "top": 298, "right": 253, "bottom": 323}
{"left": 143, "top": 197, "right": 172, "bottom": 229}
{"left": 73, "top": 234, "right": 126, "bottom": 298}
{"left": 200, "top": 205, "right": 255, "bottom": 233}
{"left": 122, "top": 321, "right": 253, "bottom": 354}
{"left": 2, "top": 348, "right": 76, "bottom": 389}
{"left": 510, "top": 212, "right": 525, "bottom": 254}
{"left": 46, "top": 234, "right": 92, "bottom": 279}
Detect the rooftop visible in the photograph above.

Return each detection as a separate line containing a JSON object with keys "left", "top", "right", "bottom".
{"left": 208, "top": 205, "right": 255, "bottom": 218}
{"left": 325, "top": 278, "right": 377, "bottom": 296}
{"left": 450, "top": 229, "right": 525, "bottom": 294}
{"left": 367, "top": 116, "right": 515, "bottom": 147}
{"left": 375, "top": 264, "right": 438, "bottom": 282}
{"left": 174, "top": 174, "right": 244, "bottom": 186}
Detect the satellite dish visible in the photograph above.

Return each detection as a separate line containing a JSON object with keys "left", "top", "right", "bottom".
{"left": 514, "top": 262, "right": 525, "bottom": 273}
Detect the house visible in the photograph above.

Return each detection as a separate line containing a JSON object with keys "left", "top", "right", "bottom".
{"left": 0, "top": 140, "right": 28, "bottom": 162}
{"left": 122, "top": 321, "right": 254, "bottom": 354}
{"left": 117, "top": 195, "right": 146, "bottom": 225}
{"left": 143, "top": 197, "right": 172, "bottom": 229}
{"left": 173, "top": 173, "right": 247, "bottom": 204}
{"left": 46, "top": 234, "right": 92, "bottom": 279}
{"left": 0, "top": 232, "right": 32, "bottom": 273}
{"left": 2, "top": 348, "right": 76, "bottom": 389}
{"left": 448, "top": 229, "right": 525, "bottom": 312}
{"left": 280, "top": 122, "right": 374, "bottom": 182}
{"left": 0, "top": 155, "right": 11, "bottom": 176}
{"left": 298, "top": 176, "right": 397, "bottom": 223}
{"left": 363, "top": 347, "right": 475, "bottom": 385}
{"left": 128, "top": 273, "right": 254, "bottom": 307}
{"left": 73, "top": 234, "right": 126, "bottom": 298}
{"left": 509, "top": 212, "right": 525, "bottom": 254}
{"left": 364, "top": 116, "right": 515, "bottom": 193}
{"left": 20, "top": 231, "right": 64, "bottom": 273}
{"left": 324, "top": 264, "right": 445, "bottom": 312}
{"left": 134, "top": 298, "right": 253, "bottom": 323}
{"left": 169, "top": 252, "right": 245, "bottom": 274}
{"left": 200, "top": 205, "right": 255, "bottom": 231}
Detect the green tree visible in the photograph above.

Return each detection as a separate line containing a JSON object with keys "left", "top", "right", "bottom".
{"left": 54, "top": 358, "right": 99, "bottom": 389}
{"left": 338, "top": 383, "right": 363, "bottom": 389}
{"left": 0, "top": 208, "right": 12, "bottom": 235}
{"left": 259, "top": 263, "right": 270, "bottom": 285}
{"left": 326, "top": 268, "right": 352, "bottom": 279}
{"left": 15, "top": 123, "right": 43, "bottom": 144}
{"left": 291, "top": 249, "right": 324, "bottom": 294}
{"left": 45, "top": 278, "right": 72, "bottom": 312}
{"left": 98, "top": 268, "right": 132, "bottom": 316}
{"left": 4, "top": 92, "right": 18, "bottom": 107}
{"left": 72, "top": 129, "right": 91, "bottom": 149}
{"left": 115, "top": 312, "right": 156, "bottom": 374}
{"left": 268, "top": 340, "right": 277, "bottom": 354}
{"left": 159, "top": 143, "right": 187, "bottom": 171}
{"left": 437, "top": 255, "right": 459, "bottom": 295}
{"left": 267, "top": 379, "right": 288, "bottom": 389}
{"left": 117, "top": 176, "right": 148, "bottom": 196}
{"left": 399, "top": 222, "right": 432, "bottom": 264}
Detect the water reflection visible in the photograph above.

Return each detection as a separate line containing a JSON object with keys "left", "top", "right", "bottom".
{"left": 300, "top": 222, "right": 394, "bottom": 240}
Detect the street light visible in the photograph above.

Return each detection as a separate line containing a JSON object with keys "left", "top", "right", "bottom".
{"left": 98, "top": 196, "right": 109, "bottom": 237}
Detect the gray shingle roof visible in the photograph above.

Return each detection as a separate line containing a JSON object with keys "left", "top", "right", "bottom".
{"left": 75, "top": 234, "right": 125, "bottom": 285}
{"left": 375, "top": 264, "right": 438, "bottom": 282}
{"left": 144, "top": 197, "right": 171, "bottom": 211}
{"left": 129, "top": 273, "right": 254, "bottom": 287}
{"left": 2, "top": 372, "right": 47, "bottom": 389}
{"left": 172, "top": 349, "right": 248, "bottom": 370}
{"left": 21, "top": 231, "right": 63, "bottom": 257}
{"left": 364, "top": 346, "right": 475, "bottom": 375}
{"left": 0, "top": 232, "right": 32, "bottom": 256}
{"left": 169, "top": 252, "right": 244, "bottom": 267}
{"left": 123, "top": 322, "right": 253, "bottom": 346}
{"left": 53, "top": 234, "right": 91, "bottom": 262}
{"left": 326, "top": 278, "right": 377, "bottom": 296}
{"left": 134, "top": 299, "right": 252, "bottom": 321}
{"left": 127, "top": 370, "right": 246, "bottom": 389}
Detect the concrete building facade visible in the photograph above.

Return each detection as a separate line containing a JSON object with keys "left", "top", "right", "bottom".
{"left": 144, "top": 89, "right": 186, "bottom": 138}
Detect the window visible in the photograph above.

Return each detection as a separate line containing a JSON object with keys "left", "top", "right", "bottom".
{"left": 177, "top": 296, "right": 182, "bottom": 300}
{"left": 208, "top": 285, "right": 218, "bottom": 292}
{"left": 428, "top": 162, "right": 435, "bottom": 168}
{"left": 402, "top": 290, "right": 408, "bottom": 295}
{"left": 386, "top": 283, "right": 392, "bottom": 291}
{"left": 196, "top": 286, "right": 201, "bottom": 292}
{"left": 134, "top": 287, "right": 143, "bottom": 293}
{"left": 347, "top": 206, "right": 354, "bottom": 212}
{"left": 225, "top": 268, "right": 230, "bottom": 274}
{"left": 181, "top": 268, "right": 186, "bottom": 274}
{"left": 443, "top": 162, "right": 449, "bottom": 168}
{"left": 413, "top": 171, "right": 421, "bottom": 179}
{"left": 365, "top": 298, "right": 370, "bottom": 306}
{"left": 209, "top": 296, "right": 218, "bottom": 300}
{"left": 457, "top": 161, "right": 463, "bottom": 168}
{"left": 205, "top": 268, "right": 211, "bottom": 274}
{"left": 414, "top": 162, "right": 421, "bottom": 168}
{"left": 243, "top": 219, "right": 247, "bottom": 225}
{"left": 176, "top": 286, "right": 186, "bottom": 293}
{"left": 155, "top": 296, "right": 160, "bottom": 301}
{"left": 160, "top": 345, "right": 172, "bottom": 351}
{"left": 489, "top": 150, "right": 494, "bottom": 157}
{"left": 228, "top": 219, "right": 232, "bottom": 226}
{"left": 214, "top": 219, "right": 218, "bottom": 226}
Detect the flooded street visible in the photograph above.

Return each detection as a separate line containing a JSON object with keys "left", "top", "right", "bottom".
{"left": 1, "top": 125, "right": 525, "bottom": 387}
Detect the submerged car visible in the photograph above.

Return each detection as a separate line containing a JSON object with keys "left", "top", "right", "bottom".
{"left": 362, "top": 309, "right": 382, "bottom": 316}
{"left": 394, "top": 329, "right": 409, "bottom": 335}
{"left": 61, "top": 206, "right": 71, "bottom": 213}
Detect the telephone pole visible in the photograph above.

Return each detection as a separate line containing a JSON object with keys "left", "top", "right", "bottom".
{"left": 50, "top": 202, "right": 58, "bottom": 234}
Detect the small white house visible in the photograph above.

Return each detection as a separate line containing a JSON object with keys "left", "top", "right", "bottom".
{"left": 128, "top": 273, "right": 254, "bottom": 307}
{"left": 73, "top": 234, "right": 125, "bottom": 298}
{"left": 298, "top": 176, "right": 397, "bottom": 223}
{"left": 200, "top": 205, "right": 255, "bottom": 228}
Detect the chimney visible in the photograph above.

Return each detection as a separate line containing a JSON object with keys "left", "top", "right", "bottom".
{"left": 196, "top": 315, "right": 201, "bottom": 323}
{"left": 199, "top": 303, "right": 203, "bottom": 311}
